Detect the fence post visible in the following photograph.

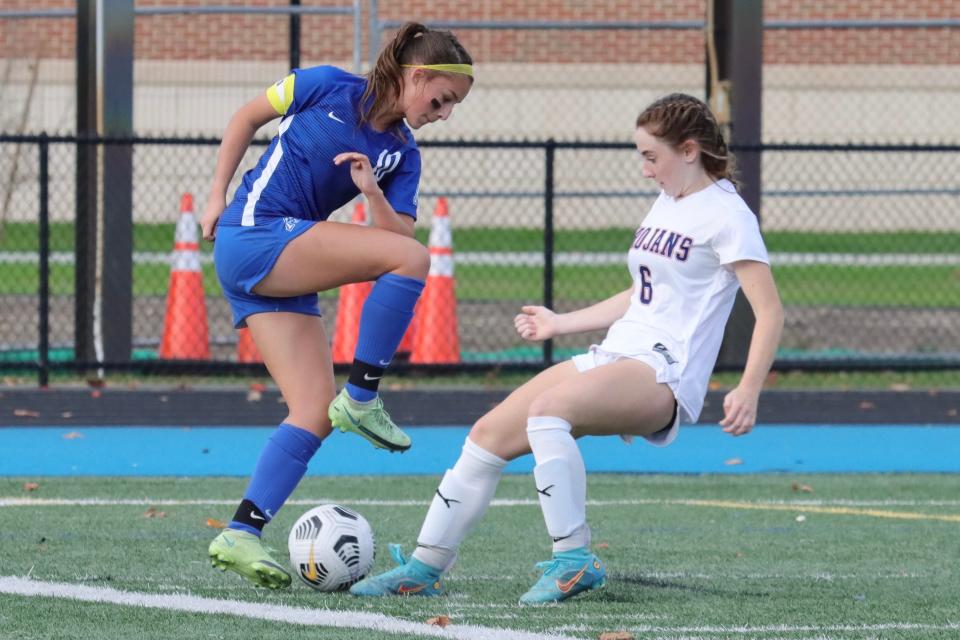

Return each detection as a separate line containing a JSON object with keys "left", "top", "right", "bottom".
{"left": 289, "top": 0, "right": 300, "bottom": 70}
{"left": 75, "top": 0, "right": 97, "bottom": 364}
{"left": 709, "top": 0, "right": 763, "bottom": 369}
{"left": 101, "top": 0, "right": 135, "bottom": 363}
{"left": 38, "top": 135, "right": 50, "bottom": 387}
{"left": 543, "top": 139, "right": 556, "bottom": 367}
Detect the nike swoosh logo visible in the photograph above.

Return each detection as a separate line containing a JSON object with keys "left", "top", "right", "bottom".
{"left": 328, "top": 111, "right": 345, "bottom": 123}
{"left": 379, "top": 359, "right": 391, "bottom": 366}
{"left": 556, "top": 564, "right": 589, "bottom": 594}
{"left": 250, "top": 511, "right": 265, "bottom": 521}
{"left": 342, "top": 408, "right": 361, "bottom": 426}
{"left": 222, "top": 535, "right": 235, "bottom": 548}
{"left": 397, "top": 582, "right": 426, "bottom": 594}
{"left": 305, "top": 543, "right": 318, "bottom": 582}
{"left": 363, "top": 373, "right": 382, "bottom": 381}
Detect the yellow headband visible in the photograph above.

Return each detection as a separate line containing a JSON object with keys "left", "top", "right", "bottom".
{"left": 402, "top": 63, "right": 474, "bottom": 78}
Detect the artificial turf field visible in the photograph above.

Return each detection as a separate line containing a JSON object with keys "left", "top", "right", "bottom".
{"left": 1, "top": 474, "right": 958, "bottom": 639}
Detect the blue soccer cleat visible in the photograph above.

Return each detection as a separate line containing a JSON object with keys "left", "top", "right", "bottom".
{"left": 518, "top": 547, "right": 606, "bottom": 604}
{"left": 349, "top": 544, "right": 444, "bottom": 597}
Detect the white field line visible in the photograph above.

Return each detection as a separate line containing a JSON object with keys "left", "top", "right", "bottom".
{"left": 3, "top": 497, "right": 960, "bottom": 508}
{"left": 0, "top": 576, "right": 577, "bottom": 640}
{"left": 4, "top": 251, "right": 960, "bottom": 267}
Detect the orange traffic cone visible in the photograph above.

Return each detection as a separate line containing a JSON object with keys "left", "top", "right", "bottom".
{"left": 159, "top": 193, "right": 210, "bottom": 360}
{"left": 411, "top": 197, "right": 460, "bottom": 364}
{"left": 236, "top": 327, "right": 263, "bottom": 363}
{"left": 332, "top": 202, "right": 373, "bottom": 364}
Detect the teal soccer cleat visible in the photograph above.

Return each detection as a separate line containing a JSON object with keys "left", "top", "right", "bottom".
{"left": 208, "top": 529, "right": 292, "bottom": 590}
{"left": 328, "top": 389, "right": 412, "bottom": 452}
{"left": 349, "top": 544, "right": 444, "bottom": 597}
{"left": 518, "top": 548, "right": 606, "bottom": 604}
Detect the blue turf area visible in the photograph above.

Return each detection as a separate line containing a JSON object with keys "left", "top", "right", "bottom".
{"left": 1, "top": 424, "right": 958, "bottom": 475}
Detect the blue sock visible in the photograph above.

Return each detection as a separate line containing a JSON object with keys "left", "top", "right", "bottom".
{"left": 229, "top": 423, "right": 322, "bottom": 536}
{"left": 345, "top": 272, "right": 424, "bottom": 402}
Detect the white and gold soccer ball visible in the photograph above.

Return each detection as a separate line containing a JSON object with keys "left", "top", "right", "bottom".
{"left": 288, "top": 504, "right": 376, "bottom": 591}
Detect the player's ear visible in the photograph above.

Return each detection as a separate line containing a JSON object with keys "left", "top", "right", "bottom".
{"left": 680, "top": 139, "right": 699, "bottom": 163}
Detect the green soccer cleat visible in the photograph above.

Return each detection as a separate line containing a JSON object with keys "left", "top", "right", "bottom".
{"left": 349, "top": 544, "right": 444, "bottom": 597}
{"left": 328, "top": 389, "right": 412, "bottom": 452}
{"left": 518, "top": 548, "right": 606, "bottom": 605}
{"left": 208, "top": 529, "right": 292, "bottom": 590}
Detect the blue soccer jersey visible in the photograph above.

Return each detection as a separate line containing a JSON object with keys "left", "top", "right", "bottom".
{"left": 219, "top": 65, "right": 421, "bottom": 227}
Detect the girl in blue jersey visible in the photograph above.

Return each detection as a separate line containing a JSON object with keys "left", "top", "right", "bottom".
{"left": 203, "top": 22, "right": 474, "bottom": 590}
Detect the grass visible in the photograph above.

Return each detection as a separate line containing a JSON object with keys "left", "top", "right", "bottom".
{"left": 3, "top": 261, "right": 959, "bottom": 307}
{"left": 3, "top": 224, "right": 958, "bottom": 306}
{"left": 1, "top": 474, "right": 959, "bottom": 639}
{"left": 3, "top": 222, "right": 960, "bottom": 254}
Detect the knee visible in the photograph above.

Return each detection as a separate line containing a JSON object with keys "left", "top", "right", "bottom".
{"left": 468, "top": 414, "right": 499, "bottom": 450}
{"left": 527, "top": 391, "right": 569, "bottom": 423}
{"left": 393, "top": 237, "right": 430, "bottom": 280}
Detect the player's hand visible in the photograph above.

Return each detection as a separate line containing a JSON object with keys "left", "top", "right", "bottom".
{"left": 201, "top": 198, "right": 225, "bottom": 241}
{"left": 514, "top": 305, "right": 559, "bottom": 341}
{"left": 334, "top": 152, "right": 382, "bottom": 197}
{"left": 719, "top": 385, "right": 759, "bottom": 436}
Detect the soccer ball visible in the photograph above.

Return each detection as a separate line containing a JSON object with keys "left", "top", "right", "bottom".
{"left": 287, "top": 504, "right": 376, "bottom": 591}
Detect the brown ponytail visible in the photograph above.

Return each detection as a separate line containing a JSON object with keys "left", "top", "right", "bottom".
{"left": 636, "top": 93, "right": 737, "bottom": 185}
{"left": 360, "top": 22, "right": 473, "bottom": 131}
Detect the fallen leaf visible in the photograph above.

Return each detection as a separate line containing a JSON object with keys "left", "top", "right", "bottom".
{"left": 60, "top": 411, "right": 73, "bottom": 418}
{"left": 86, "top": 378, "right": 105, "bottom": 389}
{"left": 246, "top": 389, "right": 262, "bottom": 402}
{"left": 599, "top": 632, "right": 635, "bottom": 640}
{"left": 426, "top": 616, "right": 451, "bottom": 628}
{"left": 947, "top": 409, "right": 957, "bottom": 417}
{"left": 889, "top": 383, "right": 910, "bottom": 392}
{"left": 22, "top": 482, "right": 40, "bottom": 492}
{"left": 90, "top": 389, "right": 102, "bottom": 399}
{"left": 735, "top": 551, "right": 745, "bottom": 558}
{"left": 143, "top": 507, "right": 167, "bottom": 518}
{"left": 62, "top": 431, "right": 84, "bottom": 440}
{"left": 791, "top": 482, "right": 814, "bottom": 493}
{"left": 14, "top": 409, "right": 40, "bottom": 418}
{"left": 250, "top": 382, "right": 267, "bottom": 392}
{"left": 859, "top": 401, "right": 875, "bottom": 410}
{"left": 595, "top": 542, "right": 610, "bottom": 549}
{"left": 206, "top": 518, "right": 227, "bottom": 529}
{"left": 724, "top": 457, "right": 743, "bottom": 466}
{"left": 708, "top": 381, "right": 722, "bottom": 391}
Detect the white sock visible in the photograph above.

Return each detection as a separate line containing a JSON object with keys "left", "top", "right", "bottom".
{"left": 413, "top": 437, "right": 507, "bottom": 571}
{"left": 527, "top": 416, "right": 590, "bottom": 553}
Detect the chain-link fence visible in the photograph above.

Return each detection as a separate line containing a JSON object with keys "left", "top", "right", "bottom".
{"left": 1, "top": 134, "right": 958, "bottom": 381}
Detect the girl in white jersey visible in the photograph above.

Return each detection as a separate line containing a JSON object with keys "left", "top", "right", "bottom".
{"left": 351, "top": 94, "right": 784, "bottom": 603}
{"left": 203, "top": 23, "right": 474, "bottom": 591}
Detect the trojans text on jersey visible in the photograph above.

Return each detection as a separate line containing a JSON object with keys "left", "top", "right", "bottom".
{"left": 633, "top": 226, "right": 693, "bottom": 262}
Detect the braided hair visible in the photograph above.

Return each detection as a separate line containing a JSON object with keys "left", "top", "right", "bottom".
{"left": 636, "top": 93, "right": 737, "bottom": 185}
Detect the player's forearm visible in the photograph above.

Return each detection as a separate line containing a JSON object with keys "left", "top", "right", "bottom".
{"left": 364, "top": 190, "right": 413, "bottom": 236}
{"left": 737, "top": 302, "right": 784, "bottom": 393}
{"left": 555, "top": 288, "right": 633, "bottom": 335}
{"left": 209, "top": 115, "right": 258, "bottom": 199}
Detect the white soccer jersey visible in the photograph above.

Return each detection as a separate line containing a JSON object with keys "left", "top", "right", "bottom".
{"left": 598, "top": 179, "right": 769, "bottom": 423}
